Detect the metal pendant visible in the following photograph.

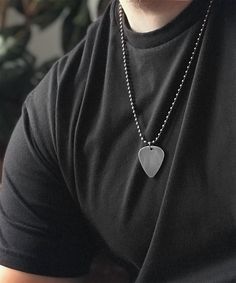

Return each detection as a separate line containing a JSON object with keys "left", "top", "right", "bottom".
{"left": 138, "top": 146, "right": 165, "bottom": 178}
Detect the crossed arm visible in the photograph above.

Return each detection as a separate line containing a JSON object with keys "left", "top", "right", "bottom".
{"left": 0, "top": 266, "right": 81, "bottom": 283}
{"left": 0, "top": 255, "right": 130, "bottom": 283}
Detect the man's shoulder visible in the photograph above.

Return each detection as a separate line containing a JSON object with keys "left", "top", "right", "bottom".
{"left": 66, "top": 1, "right": 115, "bottom": 58}
{"left": 55, "top": 0, "right": 115, "bottom": 85}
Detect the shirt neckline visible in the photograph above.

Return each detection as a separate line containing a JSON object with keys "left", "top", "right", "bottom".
{"left": 114, "top": 0, "right": 211, "bottom": 49}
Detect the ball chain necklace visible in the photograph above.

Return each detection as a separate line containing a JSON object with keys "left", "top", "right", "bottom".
{"left": 118, "top": 0, "right": 214, "bottom": 178}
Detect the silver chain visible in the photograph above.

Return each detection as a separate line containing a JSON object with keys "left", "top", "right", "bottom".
{"left": 118, "top": 0, "right": 214, "bottom": 146}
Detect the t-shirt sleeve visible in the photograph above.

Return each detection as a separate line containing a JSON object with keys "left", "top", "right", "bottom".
{"left": 0, "top": 59, "right": 94, "bottom": 277}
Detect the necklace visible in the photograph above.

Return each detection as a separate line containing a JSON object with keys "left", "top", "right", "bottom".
{"left": 118, "top": 0, "right": 214, "bottom": 178}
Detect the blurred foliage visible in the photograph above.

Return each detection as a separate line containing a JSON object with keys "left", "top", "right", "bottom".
{"left": 0, "top": 0, "right": 110, "bottom": 155}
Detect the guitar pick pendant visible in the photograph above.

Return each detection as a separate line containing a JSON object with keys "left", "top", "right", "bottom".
{"left": 138, "top": 146, "right": 165, "bottom": 178}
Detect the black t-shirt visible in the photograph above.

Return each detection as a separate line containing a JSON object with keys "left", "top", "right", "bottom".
{"left": 1, "top": 0, "right": 236, "bottom": 282}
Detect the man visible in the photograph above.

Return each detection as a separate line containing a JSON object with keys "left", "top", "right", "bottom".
{"left": 0, "top": 0, "right": 236, "bottom": 282}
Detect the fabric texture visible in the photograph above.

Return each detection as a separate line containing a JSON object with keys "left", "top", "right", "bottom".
{"left": 0, "top": 0, "right": 236, "bottom": 281}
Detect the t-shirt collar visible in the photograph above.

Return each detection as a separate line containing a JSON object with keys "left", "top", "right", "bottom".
{"left": 114, "top": 0, "right": 211, "bottom": 49}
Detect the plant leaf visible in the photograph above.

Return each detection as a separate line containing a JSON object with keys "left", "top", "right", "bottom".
{"left": 0, "top": 25, "right": 31, "bottom": 65}
{"left": 0, "top": 51, "right": 35, "bottom": 147}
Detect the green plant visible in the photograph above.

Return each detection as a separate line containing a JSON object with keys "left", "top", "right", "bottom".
{"left": 0, "top": 0, "right": 110, "bottom": 158}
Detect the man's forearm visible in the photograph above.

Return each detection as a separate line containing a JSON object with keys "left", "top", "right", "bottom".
{"left": 0, "top": 266, "right": 85, "bottom": 283}
{"left": 0, "top": 261, "right": 130, "bottom": 283}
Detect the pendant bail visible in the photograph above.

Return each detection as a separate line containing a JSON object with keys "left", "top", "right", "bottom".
{"left": 148, "top": 141, "right": 152, "bottom": 150}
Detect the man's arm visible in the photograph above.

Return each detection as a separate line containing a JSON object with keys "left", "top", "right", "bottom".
{"left": 0, "top": 266, "right": 83, "bottom": 283}
{"left": 0, "top": 259, "right": 130, "bottom": 283}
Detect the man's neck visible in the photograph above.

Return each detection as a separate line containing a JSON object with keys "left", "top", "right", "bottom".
{"left": 119, "top": 0, "right": 193, "bottom": 33}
